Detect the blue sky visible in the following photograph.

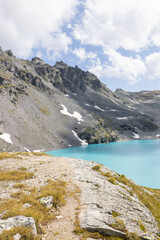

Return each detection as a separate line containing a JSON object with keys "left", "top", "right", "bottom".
{"left": 1, "top": 0, "right": 160, "bottom": 91}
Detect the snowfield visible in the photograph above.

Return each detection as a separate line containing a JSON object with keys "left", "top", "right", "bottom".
{"left": 0, "top": 133, "right": 12, "bottom": 144}
{"left": 117, "top": 117, "right": 128, "bottom": 120}
{"left": 133, "top": 133, "right": 140, "bottom": 139}
{"left": 94, "top": 105, "right": 105, "bottom": 111}
{"left": 72, "top": 130, "right": 88, "bottom": 145}
{"left": 60, "top": 104, "right": 83, "bottom": 122}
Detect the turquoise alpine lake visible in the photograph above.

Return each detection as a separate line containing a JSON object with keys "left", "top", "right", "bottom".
{"left": 47, "top": 139, "right": 160, "bottom": 189}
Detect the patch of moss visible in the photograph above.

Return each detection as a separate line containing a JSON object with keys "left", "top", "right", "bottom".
{"left": 112, "top": 211, "right": 121, "bottom": 218}
{"left": 13, "top": 183, "right": 26, "bottom": 189}
{"left": 39, "top": 180, "right": 66, "bottom": 208}
{"left": 0, "top": 180, "right": 67, "bottom": 234}
{"left": 0, "top": 153, "right": 22, "bottom": 160}
{"left": 92, "top": 165, "right": 101, "bottom": 171}
{"left": 92, "top": 165, "right": 160, "bottom": 232}
{"left": 39, "top": 107, "right": 50, "bottom": 115}
{"left": 0, "top": 226, "right": 41, "bottom": 240}
{"left": 125, "top": 232, "right": 140, "bottom": 240}
{"left": 116, "top": 179, "right": 160, "bottom": 230}
{"left": 111, "top": 219, "right": 127, "bottom": 232}
{"left": 138, "top": 220, "right": 146, "bottom": 232}
{"left": 0, "top": 170, "right": 34, "bottom": 181}
{"left": 0, "top": 84, "right": 13, "bottom": 89}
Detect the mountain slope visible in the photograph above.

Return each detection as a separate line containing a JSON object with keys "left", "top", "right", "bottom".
{"left": 0, "top": 48, "right": 159, "bottom": 152}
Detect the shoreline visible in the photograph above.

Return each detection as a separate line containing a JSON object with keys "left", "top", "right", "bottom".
{"left": 46, "top": 136, "right": 160, "bottom": 152}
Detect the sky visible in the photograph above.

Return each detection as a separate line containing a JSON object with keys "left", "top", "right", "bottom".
{"left": 1, "top": 0, "right": 160, "bottom": 92}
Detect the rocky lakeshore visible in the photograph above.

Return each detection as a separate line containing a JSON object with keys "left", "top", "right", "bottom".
{"left": 0, "top": 152, "right": 159, "bottom": 240}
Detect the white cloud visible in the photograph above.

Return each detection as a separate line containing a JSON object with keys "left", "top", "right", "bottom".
{"left": 88, "top": 58, "right": 103, "bottom": 78}
{"left": 73, "top": 47, "right": 97, "bottom": 61}
{"left": 73, "top": 0, "right": 160, "bottom": 51}
{"left": 72, "top": 0, "right": 160, "bottom": 84}
{"left": 0, "top": 0, "right": 79, "bottom": 58}
{"left": 145, "top": 52, "right": 160, "bottom": 79}
{"left": 89, "top": 49, "right": 146, "bottom": 84}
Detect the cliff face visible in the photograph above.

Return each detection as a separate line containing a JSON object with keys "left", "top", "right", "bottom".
{"left": 0, "top": 48, "right": 159, "bottom": 151}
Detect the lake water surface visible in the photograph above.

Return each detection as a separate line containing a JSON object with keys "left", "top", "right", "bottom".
{"left": 47, "top": 139, "right": 160, "bottom": 189}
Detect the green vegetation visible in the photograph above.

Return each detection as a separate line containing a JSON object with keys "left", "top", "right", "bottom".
{"left": 73, "top": 222, "right": 124, "bottom": 240}
{"left": 92, "top": 165, "right": 116, "bottom": 184}
{"left": 79, "top": 117, "right": 118, "bottom": 144}
{"left": 18, "top": 167, "right": 27, "bottom": 171}
{"left": 92, "top": 164, "right": 160, "bottom": 230}
{"left": 92, "top": 165, "right": 101, "bottom": 171}
{"left": 0, "top": 152, "right": 48, "bottom": 160}
{"left": 39, "top": 179, "right": 66, "bottom": 208}
{"left": 125, "top": 232, "right": 140, "bottom": 240}
{"left": 0, "top": 180, "right": 67, "bottom": 234}
{"left": 0, "top": 153, "right": 22, "bottom": 160}
{"left": 0, "top": 84, "right": 13, "bottom": 89}
{"left": 13, "top": 183, "right": 26, "bottom": 189}
{"left": 0, "top": 170, "right": 34, "bottom": 181}
{"left": 110, "top": 219, "right": 127, "bottom": 232}
{"left": 138, "top": 220, "right": 146, "bottom": 232}
{"left": 0, "top": 226, "right": 41, "bottom": 240}
{"left": 112, "top": 211, "right": 121, "bottom": 218}
{"left": 39, "top": 107, "right": 50, "bottom": 115}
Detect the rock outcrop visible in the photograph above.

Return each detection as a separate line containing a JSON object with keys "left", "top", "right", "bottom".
{"left": 69, "top": 158, "right": 159, "bottom": 240}
{"left": 39, "top": 196, "right": 53, "bottom": 208}
{"left": 0, "top": 215, "right": 37, "bottom": 235}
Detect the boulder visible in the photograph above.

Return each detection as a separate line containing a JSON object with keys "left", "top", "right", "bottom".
{"left": 0, "top": 215, "right": 37, "bottom": 235}
{"left": 13, "top": 233, "right": 21, "bottom": 240}
{"left": 39, "top": 196, "right": 53, "bottom": 208}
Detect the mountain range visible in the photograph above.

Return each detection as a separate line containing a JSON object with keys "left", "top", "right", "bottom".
{"left": 0, "top": 47, "right": 160, "bottom": 152}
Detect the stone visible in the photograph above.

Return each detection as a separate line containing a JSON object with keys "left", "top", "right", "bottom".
{"left": 0, "top": 215, "right": 37, "bottom": 235}
{"left": 13, "top": 233, "right": 21, "bottom": 240}
{"left": 39, "top": 196, "right": 53, "bottom": 208}
{"left": 6, "top": 50, "right": 13, "bottom": 57}
{"left": 23, "top": 203, "right": 32, "bottom": 208}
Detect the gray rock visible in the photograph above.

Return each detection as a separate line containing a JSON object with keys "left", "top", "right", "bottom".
{"left": 0, "top": 215, "right": 37, "bottom": 235}
{"left": 13, "top": 233, "right": 21, "bottom": 240}
{"left": 39, "top": 196, "right": 53, "bottom": 208}
{"left": 23, "top": 203, "right": 32, "bottom": 208}
{"left": 69, "top": 159, "right": 159, "bottom": 240}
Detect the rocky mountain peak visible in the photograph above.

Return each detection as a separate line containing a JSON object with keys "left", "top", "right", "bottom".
{"left": 31, "top": 57, "right": 45, "bottom": 65}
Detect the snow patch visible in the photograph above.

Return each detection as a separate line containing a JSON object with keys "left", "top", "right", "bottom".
{"left": 133, "top": 133, "right": 140, "bottom": 139}
{"left": 0, "top": 133, "right": 12, "bottom": 144}
{"left": 24, "top": 147, "right": 31, "bottom": 152}
{"left": 117, "top": 117, "right": 128, "bottom": 120}
{"left": 94, "top": 105, "right": 105, "bottom": 111}
{"left": 156, "top": 134, "right": 160, "bottom": 137}
{"left": 33, "top": 149, "right": 45, "bottom": 153}
{"left": 65, "top": 94, "right": 69, "bottom": 97}
{"left": 60, "top": 104, "right": 83, "bottom": 122}
{"left": 73, "top": 93, "right": 76, "bottom": 96}
{"left": 110, "top": 109, "right": 117, "bottom": 112}
{"left": 84, "top": 103, "right": 90, "bottom": 107}
{"left": 68, "top": 144, "right": 72, "bottom": 147}
{"left": 72, "top": 130, "right": 88, "bottom": 146}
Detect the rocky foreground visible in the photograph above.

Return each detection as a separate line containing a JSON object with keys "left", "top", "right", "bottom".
{"left": 0, "top": 153, "right": 159, "bottom": 240}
